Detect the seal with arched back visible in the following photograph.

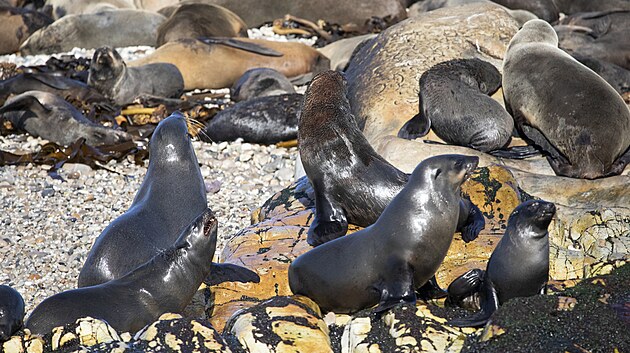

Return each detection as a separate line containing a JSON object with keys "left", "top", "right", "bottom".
{"left": 289, "top": 154, "right": 480, "bottom": 314}
{"left": 502, "top": 19, "right": 630, "bottom": 179}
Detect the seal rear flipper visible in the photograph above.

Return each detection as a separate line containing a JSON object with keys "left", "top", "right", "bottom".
{"left": 197, "top": 37, "right": 283, "bottom": 57}
{"left": 447, "top": 276, "right": 499, "bottom": 328}
{"left": 446, "top": 269, "right": 485, "bottom": 309}
{"left": 416, "top": 275, "right": 447, "bottom": 301}
{"left": 605, "top": 147, "right": 630, "bottom": 177}
{"left": 488, "top": 145, "right": 542, "bottom": 159}
{"left": 373, "top": 257, "right": 416, "bottom": 313}
{"left": 457, "top": 198, "right": 485, "bottom": 243}
{"left": 204, "top": 262, "right": 260, "bottom": 286}
{"left": 29, "top": 73, "right": 81, "bottom": 90}
{"left": 397, "top": 111, "right": 431, "bottom": 140}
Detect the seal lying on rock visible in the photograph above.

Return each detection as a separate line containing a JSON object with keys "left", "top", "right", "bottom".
{"left": 0, "top": 285, "right": 24, "bottom": 342}
{"left": 299, "top": 71, "right": 485, "bottom": 247}
{"left": 87, "top": 46, "right": 184, "bottom": 106}
{"left": 289, "top": 154, "right": 480, "bottom": 314}
{"left": 503, "top": 19, "right": 630, "bottom": 179}
{"left": 447, "top": 199, "right": 555, "bottom": 327}
{"left": 398, "top": 58, "right": 513, "bottom": 152}
{"left": 0, "top": 90, "right": 132, "bottom": 146}
{"left": 26, "top": 208, "right": 218, "bottom": 335}
{"left": 78, "top": 112, "right": 258, "bottom": 287}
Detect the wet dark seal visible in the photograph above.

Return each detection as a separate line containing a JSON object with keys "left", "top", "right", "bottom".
{"left": 503, "top": 20, "right": 630, "bottom": 179}
{"left": 78, "top": 112, "right": 257, "bottom": 287}
{"left": 26, "top": 208, "right": 218, "bottom": 335}
{"left": 201, "top": 93, "right": 302, "bottom": 145}
{"left": 448, "top": 199, "right": 555, "bottom": 327}
{"left": 0, "top": 285, "right": 25, "bottom": 342}
{"left": 231, "top": 68, "right": 296, "bottom": 102}
{"left": 87, "top": 46, "right": 184, "bottom": 106}
{"left": 0, "top": 90, "right": 132, "bottom": 146}
{"left": 398, "top": 58, "right": 513, "bottom": 152}
{"left": 289, "top": 154, "right": 480, "bottom": 314}
{"left": 299, "top": 71, "right": 485, "bottom": 247}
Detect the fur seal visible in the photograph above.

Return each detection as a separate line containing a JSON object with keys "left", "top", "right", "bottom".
{"left": 0, "top": 90, "right": 132, "bottom": 146}
{"left": 156, "top": 3, "right": 247, "bottom": 46}
{"left": 448, "top": 199, "right": 555, "bottom": 327}
{"left": 491, "top": 0, "right": 558, "bottom": 22}
{"left": 299, "top": 71, "right": 485, "bottom": 247}
{"left": 0, "top": 5, "right": 52, "bottom": 55}
{"left": 571, "top": 54, "right": 630, "bottom": 98}
{"left": 129, "top": 37, "right": 330, "bottom": 90}
{"left": 45, "top": 0, "right": 134, "bottom": 19}
{"left": 398, "top": 58, "right": 513, "bottom": 152}
{"left": 289, "top": 154, "right": 480, "bottom": 314}
{"left": 78, "top": 112, "right": 257, "bottom": 287}
{"left": 503, "top": 19, "right": 630, "bottom": 179}
{"left": 0, "top": 285, "right": 24, "bottom": 342}
{"left": 87, "top": 46, "right": 184, "bottom": 106}
{"left": 0, "top": 72, "right": 107, "bottom": 105}
{"left": 231, "top": 68, "right": 296, "bottom": 102}
{"left": 26, "top": 208, "right": 218, "bottom": 335}
{"left": 19, "top": 9, "right": 165, "bottom": 55}
{"left": 201, "top": 93, "right": 301, "bottom": 144}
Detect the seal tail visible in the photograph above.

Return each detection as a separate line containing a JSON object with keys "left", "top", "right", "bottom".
{"left": 204, "top": 262, "right": 260, "bottom": 286}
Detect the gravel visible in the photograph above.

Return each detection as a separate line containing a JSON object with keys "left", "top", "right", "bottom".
{"left": 0, "top": 30, "right": 306, "bottom": 315}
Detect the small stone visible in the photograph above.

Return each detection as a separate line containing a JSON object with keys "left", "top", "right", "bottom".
{"left": 239, "top": 152, "right": 253, "bottom": 162}
{"left": 41, "top": 188, "right": 55, "bottom": 197}
{"left": 205, "top": 180, "right": 222, "bottom": 194}
{"left": 276, "top": 168, "right": 294, "bottom": 181}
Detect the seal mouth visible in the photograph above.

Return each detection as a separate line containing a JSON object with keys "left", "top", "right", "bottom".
{"left": 463, "top": 157, "right": 479, "bottom": 180}
{"left": 202, "top": 211, "right": 218, "bottom": 237}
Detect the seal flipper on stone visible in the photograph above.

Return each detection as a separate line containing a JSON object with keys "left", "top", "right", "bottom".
{"left": 204, "top": 263, "right": 260, "bottom": 286}
{"left": 488, "top": 145, "right": 542, "bottom": 159}
{"left": 307, "top": 180, "right": 349, "bottom": 247}
{"left": 448, "top": 275, "right": 499, "bottom": 327}
{"left": 457, "top": 198, "right": 485, "bottom": 243}
{"left": 374, "top": 257, "right": 416, "bottom": 313}
{"left": 197, "top": 37, "right": 283, "bottom": 57}
{"left": 445, "top": 269, "right": 484, "bottom": 310}
{"left": 606, "top": 147, "right": 630, "bottom": 176}
{"left": 397, "top": 111, "right": 431, "bottom": 140}
{"left": 416, "top": 276, "right": 447, "bottom": 301}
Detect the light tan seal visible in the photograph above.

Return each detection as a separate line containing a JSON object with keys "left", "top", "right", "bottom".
{"left": 129, "top": 37, "right": 330, "bottom": 90}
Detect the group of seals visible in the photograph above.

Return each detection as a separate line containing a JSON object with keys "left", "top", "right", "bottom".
{"left": 0, "top": 90, "right": 132, "bottom": 146}
{"left": 289, "top": 154, "right": 480, "bottom": 313}
{"left": 26, "top": 208, "right": 218, "bottom": 334}
{"left": 0, "top": 285, "right": 24, "bottom": 342}
{"left": 298, "top": 71, "right": 484, "bottom": 247}
{"left": 398, "top": 58, "right": 513, "bottom": 153}
{"left": 87, "top": 46, "right": 184, "bottom": 105}
{"left": 503, "top": 19, "right": 630, "bottom": 179}
{"left": 448, "top": 199, "right": 555, "bottom": 327}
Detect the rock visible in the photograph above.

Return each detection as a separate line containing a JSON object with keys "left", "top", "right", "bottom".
{"left": 203, "top": 0, "right": 407, "bottom": 28}
{"left": 340, "top": 303, "right": 475, "bottom": 353}
{"left": 2, "top": 329, "right": 45, "bottom": 353}
{"left": 224, "top": 296, "right": 332, "bottom": 353}
{"left": 345, "top": 3, "right": 518, "bottom": 143}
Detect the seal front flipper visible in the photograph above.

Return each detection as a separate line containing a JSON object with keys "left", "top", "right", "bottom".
{"left": 446, "top": 269, "right": 484, "bottom": 310}
{"left": 457, "top": 198, "right": 485, "bottom": 243}
{"left": 488, "top": 145, "right": 542, "bottom": 159}
{"left": 197, "top": 37, "right": 283, "bottom": 57}
{"left": 373, "top": 257, "right": 416, "bottom": 313}
{"left": 448, "top": 276, "right": 499, "bottom": 327}
{"left": 204, "top": 263, "right": 260, "bottom": 286}
{"left": 606, "top": 147, "right": 630, "bottom": 177}
{"left": 416, "top": 275, "right": 447, "bottom": 301}
{"left": 397, "top": 111, "right": 431, "bottom": 140}
{"left": 307, "top": 183, "right": 348, "bottom": 246}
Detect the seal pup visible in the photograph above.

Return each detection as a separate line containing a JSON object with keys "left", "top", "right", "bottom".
{"left": 289, "top": 154, "right": 480, "bottom": 314}
{"left": 128, "top": 38, "right": 330, "bottom": 90}
{"left": 503, "top": 19, "right": 630, "bottom": 179}
{"left": 299, "top": 71, "right": 485, "bottom": 247}
{"left": 156, "top": 3, "right": 247, "bottom": 46}
{"left": 230, "top": 68, "right": 296, "bottom": 102}
{"left": 448, "top": 199, "right": 555, "bottom": 327}
{"left": 0, "top": 90, "right": 132, "bottom": 146}
{"left": 201, "top": 93, "right": 301, "bottom": 144}
{"left": 78, "top": 112, "right": 257, "bottom": 287}
{"left": 87, "top": 47, "right": 184, "bottom": 106}
{"left": 26, "top": 208, "right": 218, "bottom": 335}
{"left": 0, "top": 5, "right": 52, "bottom": 55}
{"left": 398, "top": 58, "right": 513, "bottom": 152}
{"left": 19, "top": 10, "right": 165, "bottom": 55}
{"left": 0, "top": 285, "right": 25, "bottom": 342}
